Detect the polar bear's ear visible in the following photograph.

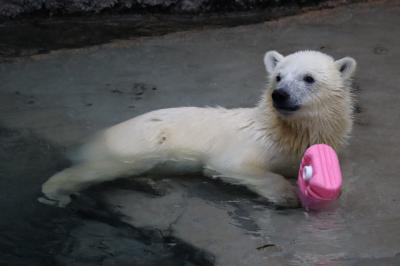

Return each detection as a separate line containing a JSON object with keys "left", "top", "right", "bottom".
{"left": 335, "top": 57, "right": 357, "bottom": 80}
{"left": 264, "top": 51, "right": 284, "bottom": 74}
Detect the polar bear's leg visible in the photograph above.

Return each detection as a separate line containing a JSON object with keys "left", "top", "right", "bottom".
{"left": 41, "top": 159, "right": 153, "bottom": 207}
{"left": 207, "top": 171, "right": 299, "bottom": 208}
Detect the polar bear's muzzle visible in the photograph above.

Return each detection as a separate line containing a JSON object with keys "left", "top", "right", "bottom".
{"left": 271, "top": 88, "right": 300, "bottom": 113}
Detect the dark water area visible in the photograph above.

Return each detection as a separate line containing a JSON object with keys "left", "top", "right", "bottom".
{"left": 0, "top": 126, "right": 214, "bottom": 266}
{"left": 0, "top": 0, "right": 358, "bottom": 61}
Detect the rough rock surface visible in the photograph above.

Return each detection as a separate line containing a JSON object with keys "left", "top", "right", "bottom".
{"left": 0, "top": 0, "right": 352, "bottom": 18}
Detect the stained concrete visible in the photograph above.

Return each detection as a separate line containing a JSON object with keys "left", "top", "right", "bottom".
{"left": 1, "top": 1, "right": 400, "bottom": 265}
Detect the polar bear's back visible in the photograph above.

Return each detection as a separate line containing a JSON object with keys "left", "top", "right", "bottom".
{"left": 82, "top": 107, "right": 254, "bottom": 165}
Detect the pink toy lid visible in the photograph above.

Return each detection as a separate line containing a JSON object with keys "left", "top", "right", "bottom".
{"left": 298, "top": 144, "right": 342, "bottom": 200}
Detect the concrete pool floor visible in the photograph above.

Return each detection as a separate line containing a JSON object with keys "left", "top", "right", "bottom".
{"left": 1, "top": 1, "right": 400, "bottom": 265}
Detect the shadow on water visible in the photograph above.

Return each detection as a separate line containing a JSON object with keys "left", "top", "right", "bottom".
{"left": 0, "top": 126, "right": 214, "bottom": 266}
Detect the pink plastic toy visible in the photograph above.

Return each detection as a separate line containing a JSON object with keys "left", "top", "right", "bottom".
{"left": 297, "top": 144, "right": 342, "bottom": 210}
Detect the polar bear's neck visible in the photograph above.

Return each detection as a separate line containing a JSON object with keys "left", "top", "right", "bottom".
{"left": 255, "top": 94, "right": 353, "bottom": 156}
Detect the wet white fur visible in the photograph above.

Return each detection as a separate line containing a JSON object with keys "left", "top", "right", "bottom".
{"left": 40, "top": 50, "right": 356, "bottom": 207}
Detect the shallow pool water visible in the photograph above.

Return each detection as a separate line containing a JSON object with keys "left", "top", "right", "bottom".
{"left": 1, "top": 2, "right": 400, "bottom": 265}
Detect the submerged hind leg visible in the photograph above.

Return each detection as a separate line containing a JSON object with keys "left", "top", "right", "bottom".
{"left": 40, "top": 159, "right": 152, "bottom": 207}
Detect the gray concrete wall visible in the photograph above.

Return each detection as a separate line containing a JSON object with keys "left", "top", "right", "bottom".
{"left": 0, "top": 0, "right": 335, "bottom": 18}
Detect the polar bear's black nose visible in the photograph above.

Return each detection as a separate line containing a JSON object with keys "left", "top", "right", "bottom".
{"left": 272, "top": 89, "right": 290, "bottom": 105}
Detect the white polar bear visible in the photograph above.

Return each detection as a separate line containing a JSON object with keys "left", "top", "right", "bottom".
{"left": 40, "top": 50, "right": 356, "bottom": 208}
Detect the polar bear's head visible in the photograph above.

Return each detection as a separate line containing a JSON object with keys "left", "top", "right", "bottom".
{"left": 263, "top": 50, "right": 356, "bottom": 118}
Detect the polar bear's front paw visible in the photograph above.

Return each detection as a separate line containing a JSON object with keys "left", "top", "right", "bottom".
{"left": 268, "top": 185, "right": 299, "bottom": 209}
{"left": 253, "top": 179, "right": 299, "bottom": 209}
{"left": 273, "top": 192, "right": 299, "bottom": 209}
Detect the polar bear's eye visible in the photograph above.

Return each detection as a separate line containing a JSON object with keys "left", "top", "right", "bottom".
{"left": 303, "top": 75, "right": 315, "bottom": 84}
{"left": 276, "top": 75, "right": 281, "bottom": 82}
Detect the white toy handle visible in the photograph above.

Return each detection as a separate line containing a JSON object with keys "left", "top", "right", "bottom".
{"left": 303, "top": 165, "right": 313, "bottom": 181}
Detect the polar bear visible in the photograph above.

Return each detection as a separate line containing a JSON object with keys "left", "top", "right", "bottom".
{"left": 40, "top": 50, "right": 356, "bottom": 208}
